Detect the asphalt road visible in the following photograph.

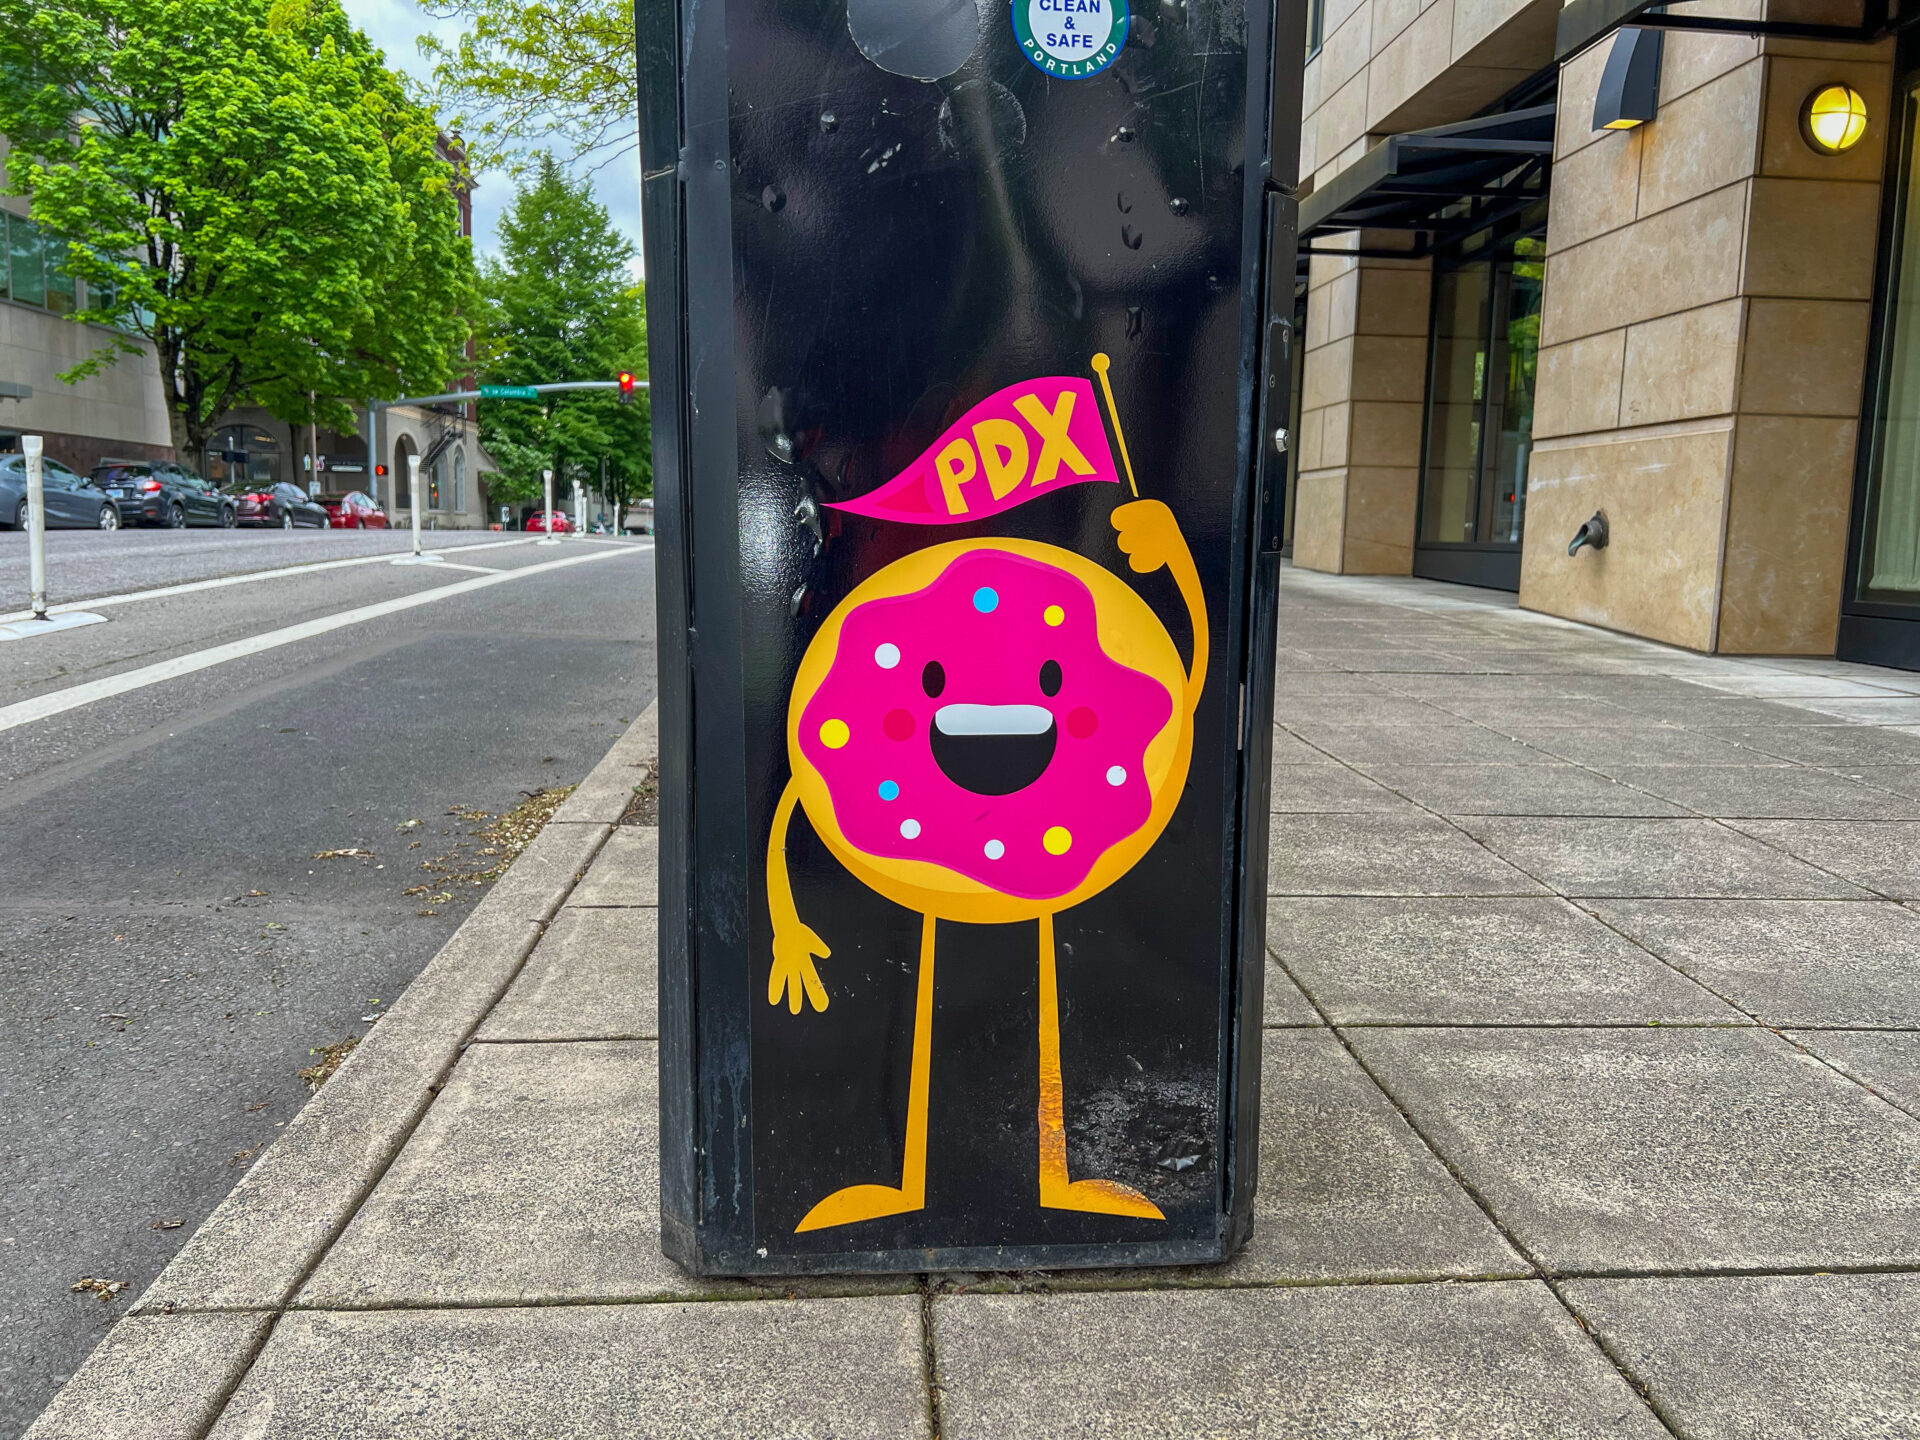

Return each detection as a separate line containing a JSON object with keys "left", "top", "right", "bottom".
{"left": 0, "top": 528, "right": 657, "bottom": 1437}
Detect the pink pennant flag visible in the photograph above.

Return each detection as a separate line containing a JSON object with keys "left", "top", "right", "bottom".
{"left": 828, "top": 375, "right": 1121, "bottom": 525}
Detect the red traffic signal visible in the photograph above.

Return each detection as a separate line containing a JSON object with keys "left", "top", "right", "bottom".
{"left": 617, "top": 371, "right": 635, "bottom": 405}
{"left": 374, "top": 463, "right": 388, "bottom": 477}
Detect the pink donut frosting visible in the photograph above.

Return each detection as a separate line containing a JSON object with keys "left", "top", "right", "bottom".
{"left": 797, "top": 548, "right": 1174, "bottom": 901}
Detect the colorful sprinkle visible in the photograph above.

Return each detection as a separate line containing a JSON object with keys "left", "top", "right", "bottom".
{"left": 983, "top": 838, "right": 1005, "bottom": 860}
{"left": 878, "top": 780, "right": 900, "bottom": 801}
{"left": 1043, "top": 826, "right": 1072, "bottom": 856}
{"left": 900, "top": 818, "right": 921, "bottom": 840}
{"left": 874, "top": 642, "right": 901, "bottom": 669}
{"left": 1043, "top": 604, "right": 1065, "bottom": 627}
{"left": 1106, "top": 765, "right": 1127, "bottom": 786}
{"left": 819, "top": 718, "right": 850, "bottom": 749}
{"left": 973, "top": 586, "right": 999, "bottom": 614}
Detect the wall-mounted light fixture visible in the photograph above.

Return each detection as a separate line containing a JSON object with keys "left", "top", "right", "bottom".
{"left": 1592, "top": 27, "right": 1663, "bottom": 132}
{"left": 1802, "top": 84, "right": 1869, "bottom": 155}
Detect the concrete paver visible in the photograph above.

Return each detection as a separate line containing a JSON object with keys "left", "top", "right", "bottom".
{"left": 1352, "top": 1025, "right": 1920, "bottom": 1272}
{"left": 1564, "top": 1274, "right": 1920, "bottom": 1440}
{"left": 1790, "top": 1029, "right": 1920, "bottom": 1115}
{"left": 1269, "top": 761, "right": 1410, "bottom": 812}
{"left": 1273, "top": 896, "right": 1740, "bottom": 1026}
{"left": 932, "top": 1283, "right": 1669, "bottom": 1440}
{"left": 210, "top": 1299, "right": 929, "bottom": 1440}
{"left": 1269, "top": 811, "right": 1548, "bottom": 896}
{"left": 478, "top": 906, "right": 659, "bottom": 1041}
{"left": 1591, "top": 899, "right": 1920, "bottom": 1026}
{"left": 1726, "top": 819, "right": 1920, "bottom": 898}
{"left": 1356, "top": 762, "right": 1691, "bottom": 816}
{"left": 1609, "top": 763, "right": 1919, "bottom": 820}
{"left": 1458, "top": 816, "right": 1867, "bottom": 898}
{"left": 22, "top": 1313, "right": 271, "bottom": 1440}
{"left": 568, "top": 826, "right": 658, "bottom": 906}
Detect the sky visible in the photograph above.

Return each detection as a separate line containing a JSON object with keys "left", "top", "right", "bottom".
{"left": 340, "top": 0, "right": 645, "bottom": 269}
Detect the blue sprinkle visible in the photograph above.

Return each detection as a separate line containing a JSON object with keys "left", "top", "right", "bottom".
{"left": 973, "top": 586, "right": 999, "bottom": 614}
{"left": 878, "top": 780, "right": 900, "bottom": 801}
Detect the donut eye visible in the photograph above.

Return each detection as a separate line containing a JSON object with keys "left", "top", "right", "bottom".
{"left": 921, "top": 660, "right": 946, "bottom": 698}
{"left": 1039, "top": 659, "right": 1062, "bottom": 697}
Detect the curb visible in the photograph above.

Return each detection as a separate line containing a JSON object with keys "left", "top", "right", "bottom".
{"left": 23, "top": 701, "right": 660, "bottom": 1440}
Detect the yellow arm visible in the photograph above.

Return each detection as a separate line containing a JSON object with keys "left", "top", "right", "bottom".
{"left": 767, "top": 777, "right": 830, "bottom": 1013}
{"left": 1111, "top": 499, "right": 1209, "bottom": 714}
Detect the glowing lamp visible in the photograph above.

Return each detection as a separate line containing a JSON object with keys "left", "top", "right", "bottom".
{"left": 1802, "top": 85, "right": 1868, "bottom": 155}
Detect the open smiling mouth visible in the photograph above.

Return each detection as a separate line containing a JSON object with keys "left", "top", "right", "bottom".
{"left": 931, "top": 703, "right": 1057, "bottom": 796}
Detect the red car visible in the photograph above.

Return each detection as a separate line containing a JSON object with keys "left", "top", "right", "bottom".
{"left": 525, "top": 510, "right": 571, "bottom": 534}
{"left": 321, "top": 491, "right": 389, "bottom": 529}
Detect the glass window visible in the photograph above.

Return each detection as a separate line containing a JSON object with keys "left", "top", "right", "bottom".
{"left": 453, "top": 450, "right": 465, "bottom": 512}
{"left": 1860, "top": 81, "right": 1920, "bottom": 602}
{"left": 46, "top": 237, "right": 75, "bottom": 316}
{"left": 1308, "top": 0, "right": 1325, "bottom": 54}
{"left": 1416, "top": 224, "right": 1545, "bottom": 553}
{"left": 8, "top": 213, "right": 45, "bottom": 308}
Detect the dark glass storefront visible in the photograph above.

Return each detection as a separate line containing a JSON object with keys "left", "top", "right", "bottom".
{"left": 1846, "top": 37, "right": 1920, "bottom": 668}
{"left": 1414, "top": 209, "right": 1545, "bottom": 592}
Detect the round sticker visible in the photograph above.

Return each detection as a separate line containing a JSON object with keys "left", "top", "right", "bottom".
{"left": 1013, "top": 0, "right": 1128, "bottom": 79}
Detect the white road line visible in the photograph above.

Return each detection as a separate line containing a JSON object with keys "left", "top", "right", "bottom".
{"left": 0, "top": 546, "right": 643, "bottom": 734}
{"left": 422, "top": 561, "right": 505, "bottom": 575}
{"left": 0, "top": 537, "right": 550, "bottom": 625}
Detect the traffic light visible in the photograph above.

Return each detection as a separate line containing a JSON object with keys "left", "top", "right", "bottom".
{"left": 618, "top": 371, "right": 636, "bottom": 405}
{"left": 375, "top": 463, "right": 388, "bottom": 478}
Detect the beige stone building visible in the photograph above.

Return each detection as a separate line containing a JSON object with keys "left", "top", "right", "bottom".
{"left": 1287, "top": 0, "right": 1920, "bottom": 668}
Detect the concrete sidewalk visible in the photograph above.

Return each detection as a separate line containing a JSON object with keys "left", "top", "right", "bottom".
{"left": 28, "top": 568, "right": 1920, "bottom": 1438}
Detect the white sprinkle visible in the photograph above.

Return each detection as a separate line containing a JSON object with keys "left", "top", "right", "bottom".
{"left": 874, "top": 642, "right": 901, "bottom": 669}
{"left": 984, "top": 839, "right": 1005, "bottom": 860}
{"left": 900, "top": 818, "right": 921, "bottom": 840}
{"left": 1106, "top": 765, "right": 1126, "bottom": 786}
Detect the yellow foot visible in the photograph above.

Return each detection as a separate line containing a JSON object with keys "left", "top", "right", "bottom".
{"left": 1040, "top": 1176, "right": 1165, "bottom": 1220}
{"left": 795, "top": 1183, "right": 925, "bottom": 1232}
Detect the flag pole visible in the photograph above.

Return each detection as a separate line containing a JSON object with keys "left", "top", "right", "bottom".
{"left": 1090, "top": 353, "right": 1139, "bottom": 500}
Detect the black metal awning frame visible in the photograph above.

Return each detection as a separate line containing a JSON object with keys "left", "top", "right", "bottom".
{"left": 1297, "top": 106, "right": 1555, "bottom": 260}
{"left": 1557, "top": 0, "right": 1893, "bottom": 64}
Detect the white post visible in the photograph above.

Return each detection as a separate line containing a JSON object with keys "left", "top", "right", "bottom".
{"left": 538, "top": 468, "right": 559, "bottom": 544}
{"left": 408, "top": 454, "right": 423, "bottom": 557}
{"left": 23, "top": 435, "right": 47, "bottom": 620}
{"left": 573, "top": 480, "right": 585, "bottom": 539}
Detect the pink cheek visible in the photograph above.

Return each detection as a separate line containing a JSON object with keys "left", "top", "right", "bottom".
{"left": 884, "top": 708, "right": 917, "bottom": 741}
{"left": 1066, "top": 707, "right": 1098, "bottom": 739}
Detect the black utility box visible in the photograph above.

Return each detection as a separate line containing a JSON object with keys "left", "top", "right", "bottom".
{"left": 638, "top": 0, "right": 1303, "bottom": 1275}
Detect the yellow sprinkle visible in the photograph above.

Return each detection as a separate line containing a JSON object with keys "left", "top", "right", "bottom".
{"left": 819, "top": 718, "right": 850, "bottom": 749}
{"left": 1043, "top": 604, "right": 1065, "bottom": 627}
{"left": 1043, "top": 826, "right": 1072, "bottom": 856}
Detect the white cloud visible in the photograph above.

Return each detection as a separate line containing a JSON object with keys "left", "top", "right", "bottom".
{"left": 340, "top": 0, "right": 644, "bottom": 268}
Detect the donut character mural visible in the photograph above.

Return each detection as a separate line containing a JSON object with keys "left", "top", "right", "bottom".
{"left": 766, "top": 355, "right": 1207, "bottom": 1231}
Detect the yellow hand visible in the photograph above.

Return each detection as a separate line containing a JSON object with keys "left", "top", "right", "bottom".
{"left": 1111, "top": 499, "right": 1182, "bottom": 575}
{"left": 769, "top": 923, "right": 830, "bottom": 1013}
{"left": 1111, "top": 499, "right": 1209, "bottom": 711}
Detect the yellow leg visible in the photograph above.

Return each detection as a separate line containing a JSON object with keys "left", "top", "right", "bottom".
{"left": 1037, "top": 912, "right": 1165, "bottom": 1220}
{"left": 796, "top": 912, "right": 937, "bottom": 1232}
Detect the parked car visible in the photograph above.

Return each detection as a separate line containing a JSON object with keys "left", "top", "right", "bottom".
{"left": 3, "top": 453, "right": 121, "bottom": 529}
{"left": 229, "top": 481, "right": 330, "bottom": 529}
{"left": 91, "top": 460, "right": 233, "bottom": 528}
{"left": 627, "top": 498, "right": 654, "bottom": 535}
{"left": 320, "top": 491, "right": 388, "bottom": 529}
{"left": 524, "top": 509, "right": 571, "bottom": 534}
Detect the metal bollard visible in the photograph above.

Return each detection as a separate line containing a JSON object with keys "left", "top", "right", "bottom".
{"left": 23, "top": 435, "right": 47, "bottom": 620}
{"left": 573, "top": 481, "right": 585, "bottom": 539}
{"left": 537, "top": 468, "right": 560, "bottom": 545}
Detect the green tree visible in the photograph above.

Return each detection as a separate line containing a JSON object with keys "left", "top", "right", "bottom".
{"left": 476, "top": 156, "right": 647, "bottom": 515}
{"left": 418, "top": 0, "right": 634, "bottom": 166}
{"left": 0, "top": 0, "right": 476, "bottom": 459}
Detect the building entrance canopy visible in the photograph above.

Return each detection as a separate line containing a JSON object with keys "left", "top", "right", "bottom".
{"left": 1555, "top": 0, "right": 1890, "bottom": 63}
{"left": 1297, "top": 105, "right": 1554, "bottom": 258}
